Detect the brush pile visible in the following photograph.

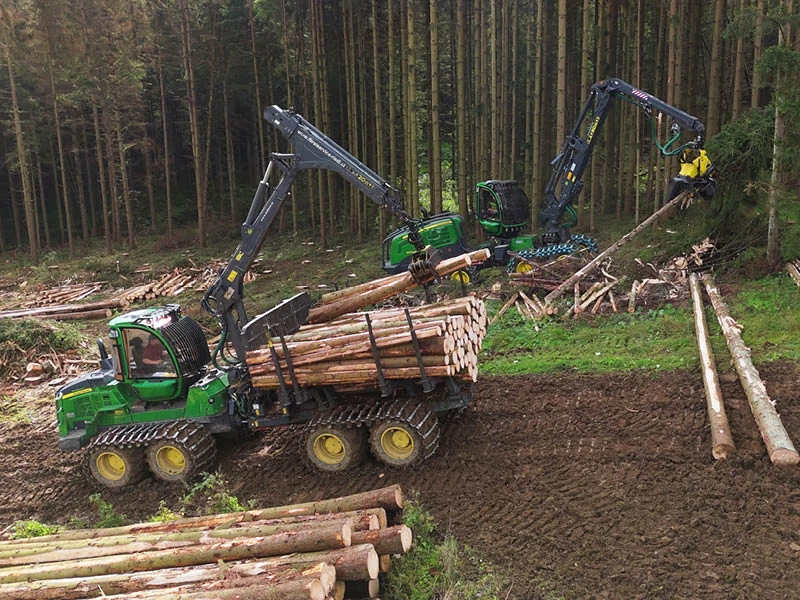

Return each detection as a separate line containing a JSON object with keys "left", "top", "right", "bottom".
{"left": 0, "top": 485, "right": 411, "bottom": 600}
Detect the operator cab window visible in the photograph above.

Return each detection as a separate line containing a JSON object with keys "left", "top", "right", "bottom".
{"left": 479, "top": 190, "right": 499, "bottom": 219}
{"left": 124, "top": 330, "right": 177, "bottom": 379}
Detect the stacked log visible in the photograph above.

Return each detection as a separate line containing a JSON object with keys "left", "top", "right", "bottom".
{"left": 786, "top": 260, "right": 800, "bottom": 288}
{"left": 247, "top": 296, "right": 487, "bottom": 390}
{"left": 0, "top": 485, "right": 411, "bottom": 600}
{"left": 23, "top": 282, "right": 105, "bottom": 307}
{"left": 308, "top": 249, "right": 491, "bottom": 324}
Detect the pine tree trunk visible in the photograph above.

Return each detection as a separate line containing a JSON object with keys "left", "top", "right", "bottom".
{"left": 114, "top": 109, "right": 135, "bottom": 249}
{"left": 557, "top": 0, "right": 567, "bottom": 146}
{"left": 178, "top": 0, "right": 206, "bottom": 248}
{"left": 36, "top": 154, "right": 51, "bottom": 247}
{"left": 706, "top": 0, "right": 725, "bottom": 138}
{"left": 532, "top": 0, "right": 544, "bottom": 226}
{"left": 91, "top": 103, "right": 111, "bottom": 252}
{"left": 372, "top": 0, "right": 386, "bottom": 237}
{"left": 429, "top": 0, "right": 442, "bottom": 214}
{"left": 388, "top": 0, "right": 398, "bottom": 196}
{"left": 155, "top": 34, "right": 173, "bottom": 241}
{"left": 751, "top": 0, "right": 764, "bottom": 108}
{"left": 455, "top": 0, "right": 468, "bottom": 222}
{"left": 248, "top": 0, "right": 265, "bottom": 175}
{"left": 104, "top": 123, "right": 121, "bottom": 244}
{"left": 71, "top": 126, "right": 89, "bottom": 242}
{"left": 6, "top": 161, "right": 21, "bottom": 248}
{"left": 6, "top": 47, "right": 37, "bottom": 262}
{"left": 80, "top": 125, "right": 96, "bottom": 237}
{"left": 47, "top": 44, "right": 73, "bottom": 258}
{"left": 731, "top": 0, "right": 745, "bottom": 118}
{"left": 406, "top": 0, "right": 419, "bottom": 217}
{"left": 766, "top": 17, "right": 786, "bottom": 269}
{"left": 144, "top": 140, "right": 156, "bottom": 233}
{"left": 223, "top": 77, "right": 237, "bottom": 226}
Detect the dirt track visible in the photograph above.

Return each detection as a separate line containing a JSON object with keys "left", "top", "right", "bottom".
{"left": 2, "top": 365, "right": 799, "bottom": 599}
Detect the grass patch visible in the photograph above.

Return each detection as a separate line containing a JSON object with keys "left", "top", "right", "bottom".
{"left": 384, "top": 499, "right": 511, "bottom": 600}
{"left": 88, "top": 494, "right": 130, "bottom": 528}
{"left": 180, "top": 472, "right": 252, "bottom": 516}
{"left": 0, "top": 395, "right": 34, "bottom": 424}
{"left": 482, "top": 273, "right": 800, "bottom": 375}
{"left": 10, "top": 519, "right": 63, "bottom": 539}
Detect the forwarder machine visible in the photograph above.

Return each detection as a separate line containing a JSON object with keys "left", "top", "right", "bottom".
{"left": 382, "top": 78, "right": 717, "bottom": 279}
{"left": 56, "top": 106, "right": 471, "bottom": 488}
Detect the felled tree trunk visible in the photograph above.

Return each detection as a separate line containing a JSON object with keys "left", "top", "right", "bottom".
{"left": 701, "top": 273, "right": 799, "bottom": 466}
{"left": 688, "top": 273, "right": 735, "bottom": 460}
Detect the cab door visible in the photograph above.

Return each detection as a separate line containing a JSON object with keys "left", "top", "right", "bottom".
{"left": 120, "top": 327, "right": 181, "bottom": 403}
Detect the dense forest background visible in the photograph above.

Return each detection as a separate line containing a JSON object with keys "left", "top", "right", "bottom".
{"left": 0, "top": 0, "right": 798, "bottom": 264}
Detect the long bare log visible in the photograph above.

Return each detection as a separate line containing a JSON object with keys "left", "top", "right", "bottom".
{"left": 0, "top": 518, "right": 355, "bottom": 567}
{"left": 786, "top": 262, "right": 800, "bottom": 288}
{"left": 99, "top": 575, "right": 330, "bottom": 600}
{"left": 689, "top": 273, "right": 735, "bottom": 460}
{"left": 0, "top": 523, "right": 351, "bottom": 584}
{"left": 701, "top": 273, "right": 799, "bottom": 466}
{"left": 0, "top": 487, "right": 403, "bottom": 547}
{"left": 286, "top": 544, "right": 379, "bottom": 581}
{"left": 544, "top": 190, "right": 689, "bottom": 306}
{"left": 308, "top": 250, "right": 490, "bottom": 323}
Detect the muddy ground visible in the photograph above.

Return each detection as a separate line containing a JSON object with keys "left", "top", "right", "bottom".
{"left": 1, "top": 365, "right": 799, "bottom": 599}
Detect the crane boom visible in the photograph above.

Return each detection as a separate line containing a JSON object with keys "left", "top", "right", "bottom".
{"left": 202, "top": 106, "right": 423, "bottom": 362}
{"left": 539, "top": 78, "right": 712, "bottom": 245}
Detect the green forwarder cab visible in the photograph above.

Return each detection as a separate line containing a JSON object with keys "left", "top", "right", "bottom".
{"left": 55, "top": 305, "right": 239, "bottom": 487}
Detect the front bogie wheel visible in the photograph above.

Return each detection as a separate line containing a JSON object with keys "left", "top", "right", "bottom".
{"left": 86, "top": 446, "right": 146, "bottom": 489}
{"left": 369, "top": 401, "right": 440, "bottom": 468}
{"left": 306, "top": 425, "right": 366, "bottom": 472}
{"left": 146, "top": 423, "right": 216, "bottom": 483}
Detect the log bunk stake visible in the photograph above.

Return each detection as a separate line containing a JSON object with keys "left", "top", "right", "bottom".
{"left": 688, "top": 273, "right": 735, "bottom": 460}
{"left": 0, "top": 485, "right": 411, "bottom": 600}
{"left": 701, "top": 273, "right": 799, "bottom": 466}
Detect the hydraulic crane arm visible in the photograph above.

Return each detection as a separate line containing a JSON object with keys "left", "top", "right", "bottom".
{"left": 202, "top": 105, "right": 422, "bottom": 363}
{"left": 539, "top": 78, "right": 712, "bottom": 244}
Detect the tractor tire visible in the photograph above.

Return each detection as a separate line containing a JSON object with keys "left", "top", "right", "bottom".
{"left": 369, "top": 401, "right": 440, "bottom": 468}
{"left": 85, "top": 445, "right": 147, "bottom": 489}
{"left": 305, "top": 425, "right": 366, "bottom": 472}
{"left": 146, "top": 422, "right": 216, "bottom": 483}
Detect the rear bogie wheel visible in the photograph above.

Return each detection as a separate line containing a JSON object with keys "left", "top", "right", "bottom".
{"left": 86, "top": 446, "right": 146, "bottom": 489}
{"left": 306, "top": 426, "right": 366, "bottom": 472}
{"left": 369, "top": 401, "right": 440, "bottom": 468}
{"left": 146, "top": 423, "right": 216, "bottom": 483}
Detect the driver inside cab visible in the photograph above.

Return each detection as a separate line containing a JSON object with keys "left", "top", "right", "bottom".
{"left": 142, "top": 335, "right": 167, "bottom": 373}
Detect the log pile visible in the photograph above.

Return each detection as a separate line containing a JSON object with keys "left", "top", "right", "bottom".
{"left": 23, "top": 282, "right": 105, "bottom": 308}
{"left": 0, "top": 485, "right": 411, "bottom": 600}
{"left": 247, "top": 296, "right": 487, "bottom": 391}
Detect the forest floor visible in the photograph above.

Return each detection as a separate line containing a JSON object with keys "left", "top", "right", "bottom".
{"left": 1, "top": 223, "right": 799, "bottom": 598}
{"left": 1, "top": 366, "right": 799, "bottom": 598}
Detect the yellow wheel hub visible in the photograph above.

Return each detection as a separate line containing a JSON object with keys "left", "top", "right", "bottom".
{"left": 515, "top": 261, "right": 533, "bottom": 273}
{"left": 380, "top": 427, "right": 415, "bottom": 460}
{"left": 450, "top": 270, "right": 470, "bottom": 284}
{"left": 155, "top": 445, "right": 186, "bottom": 475}
{"left": 314, "top": 434, "right": 346, "bottom": 465}
{"left": 96, "top": 452, "right": 126, "bottom": 481}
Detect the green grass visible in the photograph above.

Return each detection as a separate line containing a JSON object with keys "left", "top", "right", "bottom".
{"left": 481, "top": 273, "right": 800, "bottom": 375}
{"left": 384, "top": 499, "right": 511, "bottom": 600}
{"left": 10, "top": 520, "right": 63, "bottom": 539}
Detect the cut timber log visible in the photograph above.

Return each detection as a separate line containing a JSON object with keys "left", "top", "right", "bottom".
{"left": 0, "top": 487, "right": 403, "bottom": 547}
{"left": 701, "top": 273, "right": 799, "bottom": 466}
{"left": 0, "top": 518, "right": 355, "bottom": 566}
{"left": 285, "top": 544, "right": 379, "bottom": 581}
{"left": 0, "top": 561, "right": 335, "bottom": 600}
{"left": 307, "top": 249, "right": 490, "bottom": 323}
{"left": 688, "top": 273, "right": 735, "bottom": 460}
{"left": 0, "top": 524, "right": 351, "bottom": 583}
{"left": 544, "top": 190, "right": 689, "bottom": 306}
{"left": 489, "top": 292, "right": 519, "bottom": 325}
{"left": 350, "top": 526, "right": 412, "bottom": 556}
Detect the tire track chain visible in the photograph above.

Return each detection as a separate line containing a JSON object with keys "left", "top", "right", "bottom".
{"left": 85, "top": 420, "right": 217, "bottom": 474}
{"left": 308, "top": 399, "right": 441, "bottom": 460}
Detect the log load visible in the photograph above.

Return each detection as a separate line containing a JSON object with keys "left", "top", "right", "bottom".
{"left": 247, "top": 296, "right": 487, "bottom": 390}
{"left": 701, "top": 273, "right": 799, "bottom": 466}
{"left": 0, "top": 486, "right": 411, "bottom": 599}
